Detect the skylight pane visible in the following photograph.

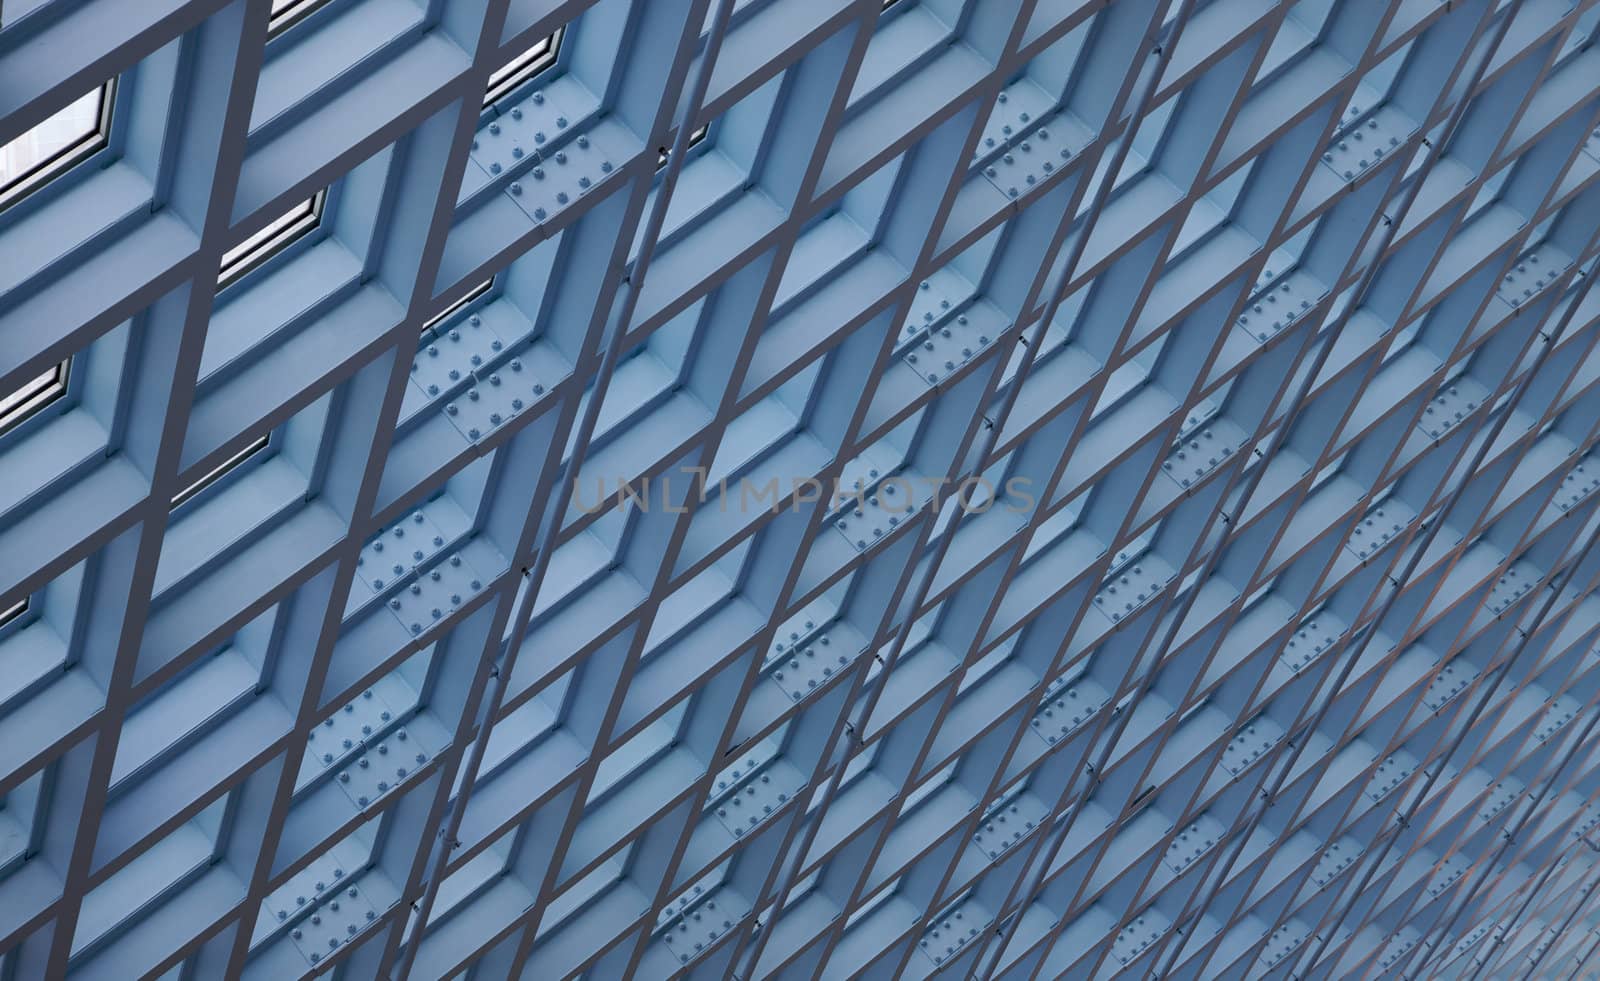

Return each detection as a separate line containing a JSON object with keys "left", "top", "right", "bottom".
{"left": 268, "top": 0, "right": 335, "bottom": 35}
{"left": 0, "top": 597, "right": 25, "bottom": 629}
{"left": 657, "top": 125, "right": 709, "bottom": 169}
{"left": 484, "top": 30, "right": 563, "bottom": 106}
{"left": 217, "top": 191, "right": 325, "bottom": 289}
{"left": 423, "top": 279, "right": 493, "bottom": 334}
{"left": 171, "top": 434, "right": 269, "bottom": 509}
{"left": 0, "top": 361, "right": 68, "bottom": 437}
{"left": 0, "top": 85, "right": 110, "bottom": 210}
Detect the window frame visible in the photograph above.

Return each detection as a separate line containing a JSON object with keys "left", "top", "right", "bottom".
{"left": 171, "top": 433, "right": 272, "bottom": 510}
{"left": 483, "top": 28, "right": 565, "bottom": 108}
{"left": 267, "top": 0, "right": 339, "bottom": 38}
{"left": 422, "top": 279, "right": 494, "bottom": 334}
{"left": 0, "top": 358, "right": 70, "bottom": 439}
{"left": 217, "top": 189, "right": 327, "bottom": 290}
{"left": 0, "top": 79, "right": 116, "bottom": 214}
{"left": 0, "top": 596, "right": 27, "bottom": 632}
{"left": 656, "top": 124, "right": 711, "bottom": 170}
{"left": 0, "top": 81, "right": 116, "bottom": 442}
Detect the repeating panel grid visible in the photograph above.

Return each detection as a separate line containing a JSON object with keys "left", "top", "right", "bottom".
{"left": 1, "top": 0, "right": 1600, "bottom": 978}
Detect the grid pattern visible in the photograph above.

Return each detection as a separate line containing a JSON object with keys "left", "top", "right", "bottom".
{"left": 3, "top": 0, "right": 1600, "bottom": 978}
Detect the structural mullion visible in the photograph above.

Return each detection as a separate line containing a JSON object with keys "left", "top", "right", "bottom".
{"left": 985, "top": 1, "right": 1536, "bottom": 972}
{"left": 32, "top": 2, "right": 277, "bottom": 974}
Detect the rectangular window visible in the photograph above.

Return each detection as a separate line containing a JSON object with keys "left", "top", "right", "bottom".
{"left": 268, "top": 0, "right": 336, "bottom": 37}
{"left": 657, "top": 125, "right": 710, "bottom": 169}
{"left": 0, "top": 82, "right": 114, "bottom": 212}
{"left": 0, "top": 355, "right": 70, "bottom": 435}
{"left": 0, "top": 597, "right": 25, "bottom": 629}
{"left": 422, "top": 279, "right": 493, "bottom": 334}
{"left": 0, "top": 86, "right": 112, "bottom": 440}
{"left": 218, "top": 191, "right": 325, "bottom": 289}
{"left": 171, "top": 434, "right": 270, "bottom": 509}
{"left": 484, "top": 30, "right": 564, "bottom": 107}
{"left": 0, "top": 360, "right": 69, "bottom": 438}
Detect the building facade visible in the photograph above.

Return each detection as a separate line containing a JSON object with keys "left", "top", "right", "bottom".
{"left": 2, "top": 0, "right": 1600, "bottom": 977}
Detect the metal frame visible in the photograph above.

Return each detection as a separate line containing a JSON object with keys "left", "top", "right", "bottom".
{"left": 0, "top": 78, "right": 115, "bottom": 212}
{"left": 1, "top": 0, "right": 1600, "bottom": 978}
{"left": 483, "top": 27, "right": 565, "bottom": 108}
